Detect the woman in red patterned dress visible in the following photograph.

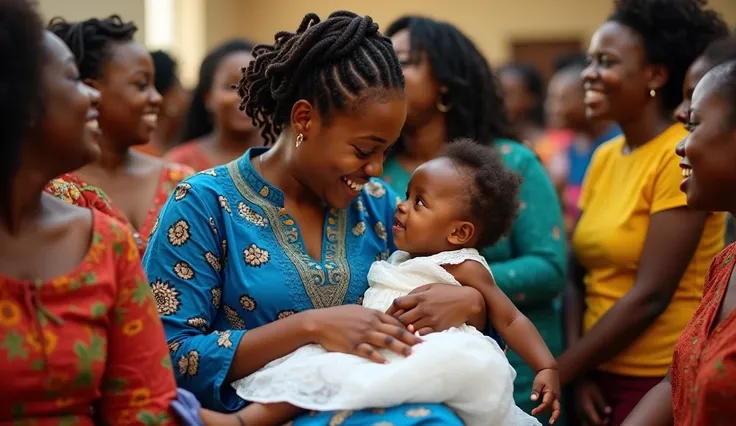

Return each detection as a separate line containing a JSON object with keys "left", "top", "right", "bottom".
{"left": 43, "top": 16, "right": 194, "bottom": 254}
{"left": 622, "top": 59, "right": 736, "bottom": 425}
{"left": 0, "top": 2, "right": 180, "bottom": 424}
{"left": 0, "top": 3, "right": 249, "bottom": 425}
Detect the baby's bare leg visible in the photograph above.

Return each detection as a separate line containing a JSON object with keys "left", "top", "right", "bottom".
{"left": 236, "top": 402, "right": 305, "bottom": 426}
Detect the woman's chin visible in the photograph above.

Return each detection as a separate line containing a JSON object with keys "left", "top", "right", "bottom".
{"left": 686, "top": 191, "right": 714, "bottom": 213}
{"left": 584, "top": 104, "right": 612, "bottom": 122}
{"left": 79, "top": 138, "right": 102, "bottom": 164}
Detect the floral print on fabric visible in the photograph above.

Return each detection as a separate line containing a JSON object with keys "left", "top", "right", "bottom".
{"left": 671, "top": 243, "right": 736, "bottom": 425}
{"left": 44, "top": 163, "right": 195, "bottom": 255}
{"left": 0, "top": 211, "right": 178, "bottom": 425}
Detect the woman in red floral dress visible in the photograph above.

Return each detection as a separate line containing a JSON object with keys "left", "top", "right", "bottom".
{"left": 0, "top": 3, "right": 255, "bottom": 425}
{"left": 622, "top": 59, "right": 736, "bottom": 425}
{"left": 0, "top": 2, "right": 181, "bottom": 424}
{"left": 42, "top": 15, "right": 195, "bottom": 255}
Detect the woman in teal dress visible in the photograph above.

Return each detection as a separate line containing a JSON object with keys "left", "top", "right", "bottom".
{"left": 385, "top": 16, "right": 567, "bottom": 424}
{"left": 143, "top": 12, "right": 491, "bottom": 425}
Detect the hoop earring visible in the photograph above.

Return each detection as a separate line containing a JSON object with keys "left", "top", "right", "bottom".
{"left": 649, "top": 89, "right": 656, "bottom": 98}
{"left": 436, "top": 98, "right": 452, "bottom": 113}
{"left": 295, "top": 133, "right": 304, "bottom": 148}
{"left": 436, "top": 86, "right": 452, "bottom": 112}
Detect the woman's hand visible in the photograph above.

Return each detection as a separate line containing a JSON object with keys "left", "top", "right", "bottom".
{"left": 385, "top": 284, "right": 485, "bottom": 335}
{"left": 575, "top": 378, "right": 611, "bottom": 426}
{"left": 305, "top": 305, "right": 422, "bottom": 364}
{"left": 530, "top": 368, "right": 562, "bottom": 424}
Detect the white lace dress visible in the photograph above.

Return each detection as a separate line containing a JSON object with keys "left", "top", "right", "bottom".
{"left": 231, "top": 248, "right": 541, "bottom": 426}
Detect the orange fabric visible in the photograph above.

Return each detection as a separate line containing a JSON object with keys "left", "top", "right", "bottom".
{"left": 44, "top": 163, "right": 194, "bottom": 255}
{"left": 671, "top": 242, "right": 736, "bottom": 426}
{"left": 0, "top": 211, "right": 179, "bottom": 425}
{"left": 533, "top": 129, "right": 575, "bottom": 167}
{"left": 163, "top": 141, "right": 213, "bottom": 172}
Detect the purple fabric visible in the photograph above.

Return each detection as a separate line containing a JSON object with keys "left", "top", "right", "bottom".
{"left": 171, "top": 388, "right": 205, "bottom": 426}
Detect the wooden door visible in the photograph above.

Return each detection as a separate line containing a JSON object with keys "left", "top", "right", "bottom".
{"left": 510, "top": 38, "right": 584, "bottom": 82}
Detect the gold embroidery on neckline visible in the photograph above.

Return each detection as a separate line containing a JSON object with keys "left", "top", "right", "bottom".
{"left": 227, "top": 160, "right": 350, "bottom": 308}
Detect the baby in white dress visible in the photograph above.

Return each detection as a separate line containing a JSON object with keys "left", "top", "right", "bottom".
{"left": 232, "top": 140, "right": 561, "bottom": 426}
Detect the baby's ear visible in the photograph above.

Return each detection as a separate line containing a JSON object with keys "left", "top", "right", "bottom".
{"left": 447, "top": 221, "right": 475, "bottom": 245}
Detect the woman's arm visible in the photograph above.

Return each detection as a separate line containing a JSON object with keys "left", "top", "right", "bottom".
{"left": 486, "top": 153, "right": 567, "bottom": 307}
{"left": 557, "top": 207, "right": 707, "bottom": 384}
{"left": 143, "top": 182, "right": 250, "bottom": 412}
{"left": 622, "top": 372, "right": 673, "bottom": 426}
{"left": 143, "top": 182, "right": 320, "bottom": 412}
{"left": 563, "top": 250, "right": 586, "bottom": 350}
{"left": 99, "top": 225, "right": 179, "bottom": 425}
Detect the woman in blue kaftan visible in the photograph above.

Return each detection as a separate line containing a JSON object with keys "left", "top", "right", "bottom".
{"left": 143, "top": 11, "right": 490, "bottom": 426}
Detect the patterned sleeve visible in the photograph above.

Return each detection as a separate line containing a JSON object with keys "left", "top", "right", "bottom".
{"left": 99, "top": 219, "right": 179, "bottom": 425}
{"left": 45, "top": 175, "right": 130, "bottom": 227}
{"left": 142, "top": 180, "right": 247, "bottom": 412}
{"left": 489, "top": 153, "right": 567, "bottom": 308}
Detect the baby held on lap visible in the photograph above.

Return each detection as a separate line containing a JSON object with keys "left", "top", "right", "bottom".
{"left": 230, "top": 140, "right": 562, "bottom": 426}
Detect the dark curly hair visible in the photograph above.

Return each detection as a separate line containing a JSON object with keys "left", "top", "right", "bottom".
{"left": 150, "top": 50, "right": 179, "bottom": 96}
{"left": 499, "top": 62, "right": 546, "bottom": 127}
{"left": 181, "top": 39, "right": 255, "bottom": 143}
{"left": 440, "top": 139, "right": 522, "bottom": 248}
{"left": 701, "top": 35, "right": 736, "bottom": 70}
{"left": 47, "top": 15, "right": 137, "bottom": 80}
{"left": 385, "top": 16, "right": 512, "bottom": 145}
{"left": 0, "top": 0, "right": 45, "bottom": 196}
{"left": 609, "top": 0, "right": 729, "bottom": 112}
{"left": 236, "top": 11, "right": 404, "bottom": 146}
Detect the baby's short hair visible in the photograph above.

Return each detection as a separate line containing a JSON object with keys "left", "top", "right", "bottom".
{"left": 440, "top": 139, "right": 522, "bottom": 248}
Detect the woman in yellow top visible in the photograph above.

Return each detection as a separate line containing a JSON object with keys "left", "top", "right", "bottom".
{"left": 559, "top": 1, "right": 729, "bottom": 425}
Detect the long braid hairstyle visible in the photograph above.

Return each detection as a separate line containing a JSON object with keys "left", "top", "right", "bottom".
{"left": 180, "top": 39, "right": 255, "bottom": 143}
{"left": 0, "top": 0, "right": 45, "bottom": 203}
{"left": 235, "top": 11, "right": 405, "bottom": 146}
{"left": 47, "top": 15, "right": 137, "bottom": 80}
{"left": 385, "top": 16, "right": 512, "bottom": 146}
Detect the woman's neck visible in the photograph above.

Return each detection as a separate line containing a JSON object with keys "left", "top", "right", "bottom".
{"left": 92, "top": 133, "right": 132, "bottom": 172}
{"left": 619, "top": 105, "right": 673, "bottom": 150}
{"left": 149, "top": 118, "right": 176, "bottom": 154}
{"left": 1, "top": 167, "right": 50, "bottom": 234}
{"left": 213, "top": 124, "right": 262, "bottom": 155}
{"left": 574, "top": 120, "right": 614, "bottom": 147}
{"left": 259, "top": 138, "right": 322, "bottom": 208}
{"left": 400, "top": 117, "right": 447, "bottom": 163}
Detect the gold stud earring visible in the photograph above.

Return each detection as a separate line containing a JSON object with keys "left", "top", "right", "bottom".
{"left": 649, "top": 89, "right": 656, "bottom": 98}
{"left": 295, "top": 133, "right": 304, "bottom": 148}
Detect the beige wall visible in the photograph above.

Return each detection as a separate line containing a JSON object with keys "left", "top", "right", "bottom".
{"left": 230, "top": 0, "right": 736, "bottom": 65}
{"left": 36, "top": 0, "right": 146, "bottom": 42}
{"left": 33, "top": 0, "right": 736, "bottom": 87}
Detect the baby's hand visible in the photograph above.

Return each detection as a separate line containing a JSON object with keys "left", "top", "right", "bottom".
{"left": 530, "top": 368, "right": 561, "bottom": 424}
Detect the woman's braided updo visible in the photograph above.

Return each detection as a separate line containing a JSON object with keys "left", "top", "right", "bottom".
{"left": 47, "top": 15, "right": 137, "bottom": 80}
{"left": 236, "top": 11, "right": 405, "bottom": 145}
